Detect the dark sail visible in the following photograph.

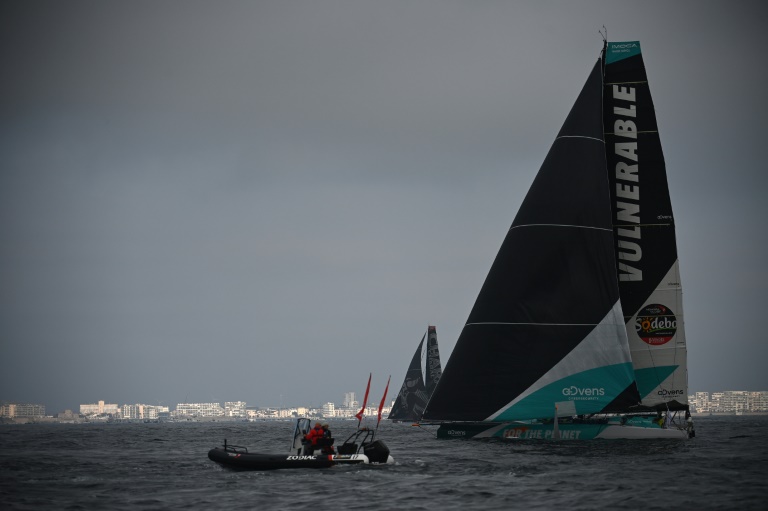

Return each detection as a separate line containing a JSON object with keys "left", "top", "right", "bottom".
{"left": 603, "top": 42, "right": 688, "bottom": 411}
{"left": 425, "top": 325, "right": 442, "bottom": 397}
{"left": 388, "top": 333, "right": 429, "bottom": 421}
{"left": 423, "top": 60, "right": 637, "bottom": 422}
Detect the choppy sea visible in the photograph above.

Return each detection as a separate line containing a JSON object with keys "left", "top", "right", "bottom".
{"left": 1, "top": 416, "right": 766, "bottom": 510}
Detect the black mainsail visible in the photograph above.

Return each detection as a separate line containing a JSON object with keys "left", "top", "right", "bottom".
{"left": 422, "top": 57, "right": 638, "bottom": 423}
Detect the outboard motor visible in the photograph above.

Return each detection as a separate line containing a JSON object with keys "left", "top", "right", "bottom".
{"left": 362, "top": 439, "right": 390, "bottom": 464}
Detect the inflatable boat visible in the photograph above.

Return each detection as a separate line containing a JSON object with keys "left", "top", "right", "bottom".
{"left": 208, "top": 418, "right": 394, "bottom": 471}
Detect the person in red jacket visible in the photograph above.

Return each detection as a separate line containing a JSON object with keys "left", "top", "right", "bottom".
{"left": 303, "top": 422, "right": 324, "bottom": 455}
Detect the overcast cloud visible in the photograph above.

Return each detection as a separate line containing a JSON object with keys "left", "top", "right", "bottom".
{"left": 2, "top": 0, "right": 767, "bottom": 413}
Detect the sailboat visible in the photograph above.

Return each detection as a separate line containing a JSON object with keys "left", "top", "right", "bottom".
{"left": 421, "top": 40, "right": 694, "bottom": 440}
{"left": 388, "top": 326, "right": 442, "bottom": 422}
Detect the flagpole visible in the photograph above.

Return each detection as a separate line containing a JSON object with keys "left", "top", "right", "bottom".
{"left": 355, "top": 373, "right": 371, "bottom": 429}
{"left": 376, "top": 375, "right": 391, "bottom": 432}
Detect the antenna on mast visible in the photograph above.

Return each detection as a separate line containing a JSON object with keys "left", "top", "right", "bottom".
{"left": 598, "top": 26, "right": 608, "bottom": 63}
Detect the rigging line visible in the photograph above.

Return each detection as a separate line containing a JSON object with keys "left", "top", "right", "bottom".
{"left": 511, "top": 223, "right": 612, "bottom": 232}
{"left": 555, "top": 135, "right": 605, "bottom": 143}
{"left": 412, "top": 423, "right": 438, "bottom": 438}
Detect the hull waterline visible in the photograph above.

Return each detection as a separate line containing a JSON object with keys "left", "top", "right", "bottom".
{"left": 437, "top": 418, "right": 691, "bottom": 440}
{"left": 208, "top": 447, "right": 395, "bottom": 471}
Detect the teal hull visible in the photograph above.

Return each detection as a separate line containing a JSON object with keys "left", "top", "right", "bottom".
{"left": 436, "top": 416, "right": 691, "bottom": 440}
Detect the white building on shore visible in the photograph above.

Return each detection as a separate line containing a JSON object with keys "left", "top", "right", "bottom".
{"left": 689, "top": 391, "right": 768, "bottom": 414}
{"left": 80, "top": 400, "right": 119, "bottom": 416}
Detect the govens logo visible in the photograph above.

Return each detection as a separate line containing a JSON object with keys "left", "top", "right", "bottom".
{"left": 657, "top": 389, "right": 685, "bottom": 397}
{"left": 635, "top": 303, "right": 677, "bottom": 346}
{"left": 562, "top": 386, "right": 605, "bottom": 401}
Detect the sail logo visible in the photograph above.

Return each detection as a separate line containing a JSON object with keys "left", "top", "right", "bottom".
{"left": 611, "top": 82, "right": 643, "bottom": 282}
{"left": 635, "top": 303, "right": 677, "bottom": 345}
{"left": 606, "top": 41, "right": 641, "bottom": 64}
{"left": 657, "top": 389, "right": 685, "bottom": 396}
{"left": 505, "top": 427, "right": 582, "bottom": 440}
{"left": 562, "top": 386, "right": 605, "bottom": 400}
{"left": 611, "top": 43, "right": 638, "bottom": 49}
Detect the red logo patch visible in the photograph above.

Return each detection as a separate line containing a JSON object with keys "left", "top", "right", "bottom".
{"left": 635, "top": 304, "right": 677, "bottom": 345}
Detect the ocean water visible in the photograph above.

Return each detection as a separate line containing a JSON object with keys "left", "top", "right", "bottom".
{"left": 1, "top": 416, "right": 766, "bottom": 510}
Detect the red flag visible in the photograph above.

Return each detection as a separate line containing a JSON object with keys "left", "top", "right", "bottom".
{"left": 355, "top": 373, "right": 371, "bottom": 427}
{"left": 377, "top": 375, "right": 391, "bottom": 427}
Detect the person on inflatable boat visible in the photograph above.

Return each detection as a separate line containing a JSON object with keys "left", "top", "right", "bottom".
{"left": 303, "top": 422, "right": 324, "bottom": 455}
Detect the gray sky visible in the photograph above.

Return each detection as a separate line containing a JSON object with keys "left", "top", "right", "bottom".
{"left": 2, "top": 1, "right": 767, "bottom": 413}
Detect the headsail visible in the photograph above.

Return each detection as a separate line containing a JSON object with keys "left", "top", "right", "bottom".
{"left": 422, "top": 59, "right": 638, "bottom": 423}
{"left": 388, "top": 326, "right": 443, "bottom": 421}
{"left": 603, "top": 41, "right": 688, "bottom": 411}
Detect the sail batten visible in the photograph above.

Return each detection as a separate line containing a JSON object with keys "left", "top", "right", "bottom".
{"left": 555, "top": 135, "right": 605, "bottom": 143}
{"left": 467, "top": 322, "right": 617, "bottom": 327}
{"left": 510, "top": 224, "right": 613, "bottom": 231}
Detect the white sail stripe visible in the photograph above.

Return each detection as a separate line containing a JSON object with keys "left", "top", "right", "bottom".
{"left": 555, "top": 135, "right": 605, "bottom": 143}
{"left": 613, "top": 223, "right": 672, "bottom": 227}
{"left": 467, "top": 322, "right": 602, "bottom": 327}
{"left": 510, "top": 224, "right": 612, "bottom": 232}
{"left": 605, "top": 130, "right": 658, "bottom": 135}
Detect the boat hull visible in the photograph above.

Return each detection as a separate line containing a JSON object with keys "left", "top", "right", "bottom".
{"left": 208, "top": 447, "right": 374, "bottom": 470}
{"left": 436, "top": 418, "right": 690, "bottom": 440}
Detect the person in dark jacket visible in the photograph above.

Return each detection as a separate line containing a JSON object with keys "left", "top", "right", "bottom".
{"left": 320, "top": 422, "right": 335, "bottom": 455}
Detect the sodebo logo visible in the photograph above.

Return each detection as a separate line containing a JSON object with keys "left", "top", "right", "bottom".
{"left": 636, "top": 304, "right": 677, "bottom": 346}
{"left": 562, "top": 386, "right": 605, "bottom": 397}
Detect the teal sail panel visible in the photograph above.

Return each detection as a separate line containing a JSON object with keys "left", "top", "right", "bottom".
{"left": 493, "top": 363, "right": 635, "bottom": 421}
{"left": 605, "top": 41, "right": 641, "bottom": 64}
